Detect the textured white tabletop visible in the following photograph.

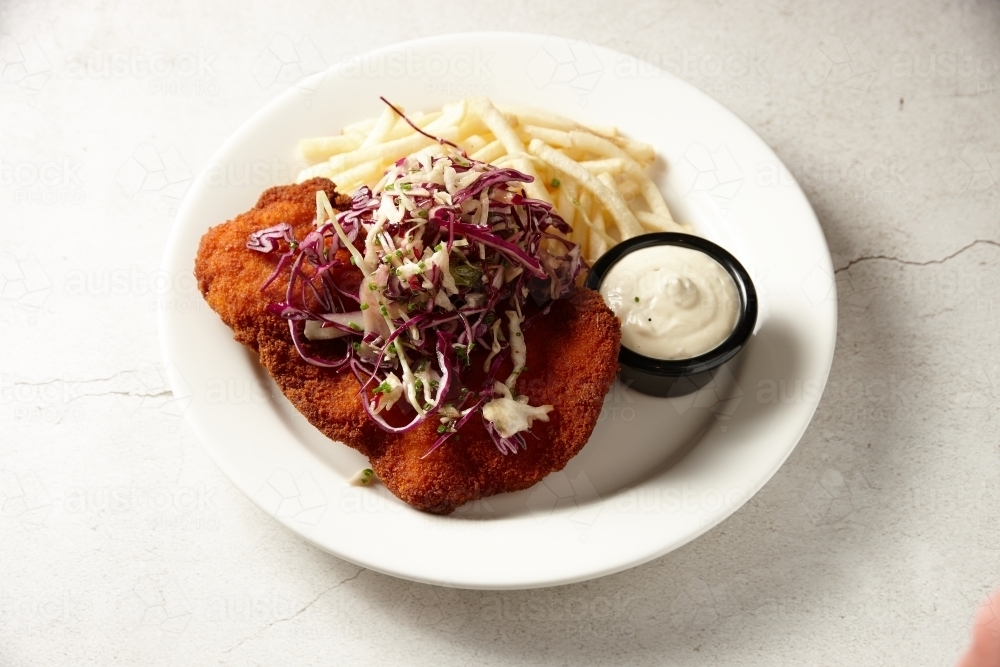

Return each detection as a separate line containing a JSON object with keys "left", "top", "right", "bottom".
{"left": 2, "top": 1, "right": 999, "bottom": 665}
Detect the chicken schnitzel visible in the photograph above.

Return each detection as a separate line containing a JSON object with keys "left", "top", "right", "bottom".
{"left": 195, "top": 177, "right": 621, "bottom": 514}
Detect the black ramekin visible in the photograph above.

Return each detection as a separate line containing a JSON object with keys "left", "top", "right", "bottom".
{"left": 584, "top": 232, "right": 758, "bottom": 398}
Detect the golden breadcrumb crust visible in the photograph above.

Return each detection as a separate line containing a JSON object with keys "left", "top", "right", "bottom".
{"left": 194, "top": 178, "right": 621, "bottom": 514}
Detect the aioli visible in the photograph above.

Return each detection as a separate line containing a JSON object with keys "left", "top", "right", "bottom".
{"left": 599, "top": 245, "right": 740, "bottom": 360}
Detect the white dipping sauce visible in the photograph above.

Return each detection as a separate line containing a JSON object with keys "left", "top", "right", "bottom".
{"left": 599, "top": 245, "right": 740, "bottom": 360}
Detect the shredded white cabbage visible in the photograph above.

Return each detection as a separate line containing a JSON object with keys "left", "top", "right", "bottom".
{"left": 504, "top": 310, "right": 526, "bottom": 389}
{"left": 482, "top": 319, "right": 503, "bottom": 372}
{"left": 431, "top": 244, "right": 458, "bottom": 295}
{"left": 312, "top": 143, "right": 574, "bottom": 441}
{"left": 347, "top": 468, "right": 377, "bottom": 486}
{"left": 304, "top": 312, "right": 364, "bottom": 341}
{"left": 482, "top": 382, "right": 552, "bottom": 439}
{"left": 374, "top": 373, "right": 403, "bottom": 413}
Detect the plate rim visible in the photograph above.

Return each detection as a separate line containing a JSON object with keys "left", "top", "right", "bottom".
{"left": 159, "top": 30, "right": 838, "bottom": 589}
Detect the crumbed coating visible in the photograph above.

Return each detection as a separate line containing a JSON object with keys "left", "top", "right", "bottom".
{"left": 195, "top": 178, "right": 621, "bottom": 514}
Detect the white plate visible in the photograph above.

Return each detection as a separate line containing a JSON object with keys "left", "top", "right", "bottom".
{"left": 159, "top": 32, "right": 837, "bottom": 589}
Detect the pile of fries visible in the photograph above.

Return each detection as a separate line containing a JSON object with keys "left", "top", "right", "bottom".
{"left": 296, "top": 97, "right": 687, "bottom": 262}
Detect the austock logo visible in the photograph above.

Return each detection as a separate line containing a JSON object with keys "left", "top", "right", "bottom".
{"left": 202, "top": 156, "right": 308, "bottom": 189}
{"left": 0, "top": 469, "right": 52, "bottom": 530}
{"left": 204, "top": 377, "right": 272, "bottom": 405}
{"left": 754, "top": 155, "right": 912, "bottom": 206}
{"left": 673, "top": 143, "right": 745, "bottom": 215}
{"left": 62, "top": 266, "right": 195, "bottom": 297}
{"left": 802, "top": 263, "right": 836, "bottom": 307}
{"left": 801, "top": 35, "right": 878, "bottom": 91}
{"left": 962, "top": 585, "right": 1000, "bottom": 636}
{"left": 482, "top": 589, "right": 637, "bottom": 638}
{"left": 337, "top": 480, "right": 497, "bottom": 535}
{"left": 2, "top": 156, "right": 85, "bottom": 205}
{"left": 798, "top": 31, "right": 1000, "bottom": 115}
{"left": 63, "top": 47, "right": 220, "bottom": 97}
{"left": 398, "top": 583, "right": 469, "bottom": 634}
{"left": 0, "top": 249, "right": 52, "bottom": 317}
{"left": 891, "top": 49, "right": 998, "bottom": 95}
{"left": 0, "top": 35, "right": 53, "bottom": 92}
{"left": 525, "top": 37, "right": 603, "bottom": 106}
{"left": 835, "top": 269, "right": 878, "bottom": 312}
{"left": 339, "top": 48, "right": 494, "bottom": 80}
{"left": 116, "top": 143, "right": 192, "bottom": 216}
{"left": 667, "top": 362, "right": 745, "bottom": 432}
{"left": 253, "top": 469, "right": 328, "bottom": 533}
{"left": 942, "top": 145, "right": 998, "bottom": 196}
{"left": 251, "top": 35, "right": 325, "bottom": 92}
{"left": 801, "top": 465, "right": 874, "bottom": 529}
{"left": 113, "top": 361, "right": 191, "bottom": 420}
{"left": 668, "top": 577, "right": 739, "bottom": 631}
{"left": 2, "top": 362, "right": 188, "bottom": 424}
{"left": 614, "top": 483, "right": 749, "bottom": 519}
{"left": 0, "top": 589, "right": 77, "bottom": 635}
{"left": 525, "top": 469, "right": 602, "bottom": 539}
{"left": 594, "top": 378, "right": 638, "bottom": 423}
{"left": 132, "top": 574, "right": 192, "bottom": 636}
{"left": 62, "top": 482, "right": 219, "bottom": 517}
{"left": 953, "top": 363, "right": 999, "bottom": 410}
{"left": 616, "top": 48, "right": 770, "bottom": 98}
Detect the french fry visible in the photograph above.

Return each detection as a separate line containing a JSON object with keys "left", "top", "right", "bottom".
{"left": 593, "top": 175, "right": 621, "bottom": 248}
{"left": 570, "top": 131, "right": 673, "bottom": 222}
{"left": 328, "top": 159, "right": 386, "bottom": 191}
{"left": 574, "top": 191, "right": 592, "bottom": 257}
{"left": 520, "top": 125, "right": 572, "bottom": 148}
{"left": 579, "top": 158, "right": 627, "bottom": 175}
{"left": 296, "top": 97, "right": 681, "bottom": 261}
{"left": 382, "top": 111, "right": 442, "bottom": 142}
{"left": 299, "top": 134, "right": 363, "bottom": 163}
{"left": 556, "top": 179, "right": 577, "bottom": 237}
{"left": 295, "top": 161, "right": 333, "bottom": 183}
{"left": 468, "top": 98, "right": 522, "bottom": 149}
{"left": 636, "top": 211, "right": 686, "bottom": 233}
{"left": 455, "top": 114, "right": 492, "bottom": 140}
{"left": 560, "top": 146, "right": 591, "bottom": 162}
{"left": 589, "top": 209, "right": 609, "bottom": 262}
{"left": 468, "top": 97, "right": 549, "bottom": 202}
{"left": 499, "top": 104, "right": 627, "bottom": 146}
{"left": 470, "top": 139, "right": 505, "bottom": 164}
{"left": 461, "top": 134, "right": 489, "bottom": 154}
{"left": 341, "top": 116, "right": 378, "bottom": 135}
{"left": 323, "top": 134, "right": 427, "bottom": 175}
{"left": 494, "top": 103, "right": 578, "bottom": 132}
{"left": 610, "top": 135, "right": 655, "bottom": 164}
{"left": 322, "top": 103, "right": 465, "bottom": 175}
{"left": 587, "top": 124, "right": 619, "bottom": 138}
{"left": 527, "top": 139, "right": 644, "bottom": 239}
{"left": 633, "top": 171, "right": 674, "bottom": 222}
{"left": 360, "top": 106, "right": 401, "bottom": 148}
{"left": 573, "top": 195, "right": 618, "bottom": 248}
{"left": 618, "top": 178, "right": 640, "bottom": 201}
{"left": 596, "top": 172, "right": 618, "bottom": 197}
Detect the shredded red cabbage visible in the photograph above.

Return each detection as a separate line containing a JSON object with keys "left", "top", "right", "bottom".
{"left": 247, "top": 133, "right": 583, "bottom": 455}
